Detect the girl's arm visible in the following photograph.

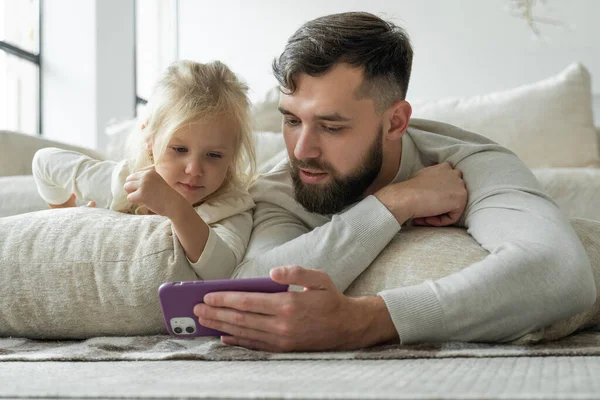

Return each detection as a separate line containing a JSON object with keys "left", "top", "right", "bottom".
{"left": 32, "top": 147, "right": 128, "bottom": 210}
{"left": 122, "top": 168, "right": 254, "bottom": 280}
{"left": 169, "top": 204, "right": 210, "bottom": 264}
{"left": 181, "top": 210, "right": 253, "bottom": 280}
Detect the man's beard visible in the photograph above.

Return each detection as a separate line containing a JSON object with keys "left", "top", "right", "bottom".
{"left": 290, "top": 125, "right": 383, "bottom": 215}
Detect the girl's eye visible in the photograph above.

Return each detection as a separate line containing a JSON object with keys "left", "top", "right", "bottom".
{"left": 172, "top": 146, "right": 187, "bottom": 153}
{"left": 207, "top": 153, "right": 222, "bottom": 159}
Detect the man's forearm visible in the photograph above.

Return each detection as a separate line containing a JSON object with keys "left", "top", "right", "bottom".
{"left": 169, "top": 205, "right": 210, "bottom": 263}
{"left": 234, "top": 196, "right": 400, "bottom": 292}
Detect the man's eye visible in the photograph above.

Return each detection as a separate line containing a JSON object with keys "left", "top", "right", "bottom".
{"left": 283, "top": 119, "right": 300, "bottom": 126}
{"left": 172, "top": 146, "right": 188, "bottom": 153}
{"left": 207, "top": 153, "right": 222, "bottom": 159}
{"left": 323, "top": 126, "right": 343, "bottom": 133}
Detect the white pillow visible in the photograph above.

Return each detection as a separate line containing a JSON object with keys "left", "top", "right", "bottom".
{"left": 252, "top": 87, "right": 282, "bottom": 133}
{"left": 254, "top": 131, "right": 287, "bottom": 173}
{"left": 410, "top": 63, "right": 600, "bottom": 168}
{"left": 105, "top": 119, "right": 137, "bottom": 161}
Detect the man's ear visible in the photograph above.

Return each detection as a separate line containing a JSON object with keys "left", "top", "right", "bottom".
{"left": 385, "top": 100, "right": 412, "bottom": 141}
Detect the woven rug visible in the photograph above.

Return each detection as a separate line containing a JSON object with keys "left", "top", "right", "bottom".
{"left": 1, "top": 328, "right": 600, "bottom": 361}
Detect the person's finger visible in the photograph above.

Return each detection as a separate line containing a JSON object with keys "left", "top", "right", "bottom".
{"left": 86, "top": 201, "right": 96, "bottom": 208}
{"left": 196, "top": 312, "right": 283, "bottom": 342}
{"left": 126, "top": 192, "right": 140, "bottom": 204}
{"left": 424, "top": 215, "right": 445, "bottom": 226}
{"left": 269, "top": 265, "right": 333, "bottom": 291}
{"left": 123, "top": 181, "right": 139, "bottom": 194}
{"left": 124, "top": 172, "right": 143, "bottom": 182}
{"left": 446, "top": 207, "right": 464, "bottom": 224}
{"left": 199, "top": 292, "right": 284, "bottom": 315}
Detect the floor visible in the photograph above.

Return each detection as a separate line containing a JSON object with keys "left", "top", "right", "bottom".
{"left": 2, "top": 356, "right": 600, "bottom": 399}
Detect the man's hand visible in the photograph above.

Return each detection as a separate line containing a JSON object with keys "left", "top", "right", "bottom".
{"left": 49, "top": 194, "right": 96, "bottom": 208}
{"left": 375, "top": 161, "right": 467, "bottom": 226}
{"left": 123, "top": 169, "right": 186, "bottom": 217}
{"left": 193, "top": 266, "right": 398, "bottom": 352}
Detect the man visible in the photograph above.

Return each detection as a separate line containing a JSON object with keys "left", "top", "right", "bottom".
{"left": 193, "top": 12, "right": 596, "bottom": 352}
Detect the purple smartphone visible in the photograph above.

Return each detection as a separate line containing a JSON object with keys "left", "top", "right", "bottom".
{"left": 158, "top": 278, "right": 289, "bottom": 338}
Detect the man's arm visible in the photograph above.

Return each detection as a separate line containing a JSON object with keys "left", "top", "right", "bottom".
{"left": 379, "top": 149, "right": 596, "bottom": 344}
{"left": 232, "top": 162, "right": 466, "bottom": 292}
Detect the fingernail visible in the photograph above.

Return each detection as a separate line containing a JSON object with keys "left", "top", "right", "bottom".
{"left": 193, "top": 304, "right": 202, "bottom": 316}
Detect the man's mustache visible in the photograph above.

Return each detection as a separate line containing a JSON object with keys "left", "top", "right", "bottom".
{"left": 290, "top": 157, "right": 334, "bottom": 174}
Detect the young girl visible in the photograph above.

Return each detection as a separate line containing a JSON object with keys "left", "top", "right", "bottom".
{"left": 32, "top": 60, "right": 257, "bottom": 280}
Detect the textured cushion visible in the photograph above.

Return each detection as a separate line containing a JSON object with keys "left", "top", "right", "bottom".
{"left": 345, "top": 218, "right": 600, "bottom": 343}
{"left": 2, "top": 208, "right": 597, "bottom": 342}
{"left": 410, "top": 63, "right": 600, "bottom": 168}
{"left": 532, "top": 168, "right": 600, "bottom": 222}
{"left": 0, "top": 176, "right": 48, "bottom": 218}
{"left": 252, "top": 87, "right": 282, "bottom": 133}
{"left": 254, "top": 131, "right": 287, "bottom": 173}
{"left": 0, "top": 130, "right": 106, "bottom": 177}
{"left": 0, "top": 208, "right": 197, "bottom": 339}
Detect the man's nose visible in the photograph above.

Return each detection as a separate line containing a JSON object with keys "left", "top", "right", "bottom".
{"left": 294, "top": 127, "right": 321, "bottom": 160}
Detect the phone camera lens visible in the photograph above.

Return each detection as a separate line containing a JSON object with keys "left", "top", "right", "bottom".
{"left": 174, "top": 327, "right": 183, "bottom": 334}
{"left": 185, "top": 326, "right": 195, "bottom": 334}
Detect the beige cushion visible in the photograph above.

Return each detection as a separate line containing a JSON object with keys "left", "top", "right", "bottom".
{"left": 2, "top": 207, "right": 597, "bottom": 342}
{"left": 0, "top": 176, "right": 48, "bottom": 218}
{"left": 252, "top": 87, "right": 282, "bottom": 133}
{"left": 0, "top": 130, "right": 106, "bottom": 177}
{"left": 532, "top": 167, "right": 600, "bottom": 221}
{"left": 0, "top": 208, "right": 197, "bottom": 339}
{"left": 345, "top": 218, "right": 600, "bottom": 344}
{"left": 410, "top": 63, "right": 600, "bottom": 169}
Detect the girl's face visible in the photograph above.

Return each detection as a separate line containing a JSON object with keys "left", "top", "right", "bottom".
{"left": 152, "top": 117, "right": 238, "bottom": 206}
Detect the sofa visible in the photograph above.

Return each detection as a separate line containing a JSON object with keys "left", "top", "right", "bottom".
{"left": 1, "top": 63, "right": 600, "bottom": 399}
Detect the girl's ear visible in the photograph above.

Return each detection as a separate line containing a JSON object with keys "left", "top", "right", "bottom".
{"left": 144, "top": 137, "right": 154, "bottom": 161}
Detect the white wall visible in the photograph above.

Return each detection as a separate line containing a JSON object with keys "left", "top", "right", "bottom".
{"left": 178, "top": 0, "right": 600, "bottom": 123}
{"left": 42, "top": 0, "right": 135, "bottom": 150}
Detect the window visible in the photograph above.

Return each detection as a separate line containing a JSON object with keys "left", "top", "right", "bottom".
{"left": 0, "top": 0, "right": 41, "bottom": 135}
{"left": 135, "top": 0, "right": 179, "bottom": 116}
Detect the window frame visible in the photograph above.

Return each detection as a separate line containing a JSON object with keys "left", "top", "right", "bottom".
{"left": 0, "top": 0, "right": 42, "bottom": 135}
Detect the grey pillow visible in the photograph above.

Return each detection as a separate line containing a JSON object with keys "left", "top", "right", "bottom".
{"left": 0, "top": 208, "right": 197, "bottom": 339}
{"left": 345, "top": 218, "right": 600, "bottom": 344}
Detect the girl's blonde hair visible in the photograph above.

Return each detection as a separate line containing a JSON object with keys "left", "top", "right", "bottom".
{"left": 125, "top": 60, "right": 256, "bottom": 214}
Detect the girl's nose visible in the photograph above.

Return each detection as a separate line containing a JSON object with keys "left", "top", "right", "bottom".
{"left": 185, "top": 159, "right": 203, "bottom": 176}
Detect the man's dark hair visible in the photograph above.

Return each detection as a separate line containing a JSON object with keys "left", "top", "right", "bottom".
{"left": 272, "top": 12, "right": 413, "bottom": 112}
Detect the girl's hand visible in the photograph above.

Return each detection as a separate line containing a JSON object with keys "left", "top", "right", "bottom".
{"left": 123, "top": 169, "right": 186, "bottom": 217}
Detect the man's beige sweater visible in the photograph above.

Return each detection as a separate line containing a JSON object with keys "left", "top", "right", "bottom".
{"left": 233, "top": 118, "right": 596, "bottom": 344}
